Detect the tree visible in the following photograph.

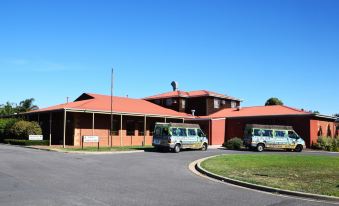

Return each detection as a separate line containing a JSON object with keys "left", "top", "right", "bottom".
{"left": 0, "top": 102, "right": 17, "bottom": 116}
{"left": 265, "top": 97, "right": 284, "bottom": 106}
{"left": 313, "top": 111, "right": 320, "bottom": 115}
{"left": 17, "top": 98, "right": 39, "bottom": 113}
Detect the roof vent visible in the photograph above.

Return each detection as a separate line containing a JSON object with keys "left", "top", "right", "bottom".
{"left": 171, "top": 81, "right": 179, "bottom": 91}
{"left": 191, "top": 109, "right": 196, "bottom": 116}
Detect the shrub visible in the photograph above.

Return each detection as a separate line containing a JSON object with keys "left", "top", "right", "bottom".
{"left": 0, "top": 118, "right": 20, "bottom": 141}
{"left": 223, "top": 137, "right": 243, "bottom": 150}
{"left": 4, "top": 139, "right": 49, "bottom": 146}
{"left": 10, "top": 120, "right": 42, "bottom": 139}
{"left": 314, "top": 136, "right": 339, "bottom": 152}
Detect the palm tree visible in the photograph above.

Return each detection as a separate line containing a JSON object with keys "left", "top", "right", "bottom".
{"left": 17, "top": 98, "right": 39, "bottom": 113}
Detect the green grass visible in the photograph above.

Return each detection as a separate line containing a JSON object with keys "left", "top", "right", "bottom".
{"left": 201, "top": 154, "right": 339, "bottom": 197}
{"left": 61, "top": 146, "right": 154, "bottom": 152}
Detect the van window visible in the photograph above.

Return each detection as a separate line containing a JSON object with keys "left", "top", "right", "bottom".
{"left": 178, "top": 128, "right": 187, "bottom": 136}
{"left": 155, "top": 127, "right": 162, "bottom": 136}
{"left": 254, "top": 129, "right": 262, "bottom": 136}
{"left": 188, "top": 129, "right": 196, "bottom": 136}
{"left": 162, "top": 127, "right": 169, "bottom": 136}
{"left": 288, "top": 131, "right": 298, "bottom": 139}
{"left": 197, "top": 129, "right": 205, "bottom": 137}
{"left": 275, "top": 130, "right": 286, "bottom": 137}
{"left": 171, "top": 128, "right": 179, "bottom": 136}
{"left": 262, "top": 130, "right": 273, "bottom": 137}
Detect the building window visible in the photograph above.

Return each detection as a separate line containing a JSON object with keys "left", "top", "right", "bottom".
{"left": 221, "top": 100, "right": 226, "bottom": 105}
{"left": 166, "top": 98, "right": 173, "bottom": 106}
{"left": 214, "top": 98, "right": 220, "bottom": 109}
{"left": 231, "top": 101, "right": 237, "bottom": 108}
{"left": 181, "top": 99, "right": 186, "bottom": 109}
{"left": 154, "top": 99, "right": 161, "bottom": 105}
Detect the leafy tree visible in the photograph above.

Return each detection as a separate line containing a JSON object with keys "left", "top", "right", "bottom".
{"left": 10, "top": 120, "right": 42, "bottom": 139}
{"left": 265, "top": 97, "right": 284, "bottom": 106}
{"left": 313, "top": 111, "right": 320, "bottom": 115}
{"left": 0, "top": 102, "right": 17, "bottom": 116}
{"left": 17, "top": 98, "right": 39, "bottom": 113}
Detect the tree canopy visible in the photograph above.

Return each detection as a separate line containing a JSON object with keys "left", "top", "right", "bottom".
{"left": 265, "top": 97, "right": 284, "bottom": 106}
{"left": 0, "top": 98, "right": 38, "bottom": 116}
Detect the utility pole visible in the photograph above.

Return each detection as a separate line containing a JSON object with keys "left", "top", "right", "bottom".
{"left": 110, "top": 68, "right": 114, "bottom": 147}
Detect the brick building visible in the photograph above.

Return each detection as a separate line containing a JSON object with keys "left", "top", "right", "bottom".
{"left": 25, "top": 88, "right": 337, "bottom": 148}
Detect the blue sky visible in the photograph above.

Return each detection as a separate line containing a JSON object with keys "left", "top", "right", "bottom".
{"left": 0, "top": 0, "right": 338, "bottom": 115}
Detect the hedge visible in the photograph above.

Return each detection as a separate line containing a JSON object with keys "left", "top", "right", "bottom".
{"left": 4, "top": 139, "right": 49, "bottom": 146}
{"left": 312, "top": 136, "right": 339, "bottom": 152}
{"left": 10, "top": 120, "right": 42, "bottom": 139}
{"left": 0, "top": 118, "right": 20, "bottom": 141}
{"left": 223, "top": 137, "right": 243, "bottom": 150}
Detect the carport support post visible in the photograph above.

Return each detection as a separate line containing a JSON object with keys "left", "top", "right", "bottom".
{"left": 143, "top": 115, "right": 146, "bottom": 146}
{"left": 63, "top": 110, "right": 67, "bottom": 148}
{"left": 164, "top": 117, "right": 167, "bottom": 123}
{"left": 120, "top": 114, "right": 123, "bottom": 146}
{"left": 49, "top": 112, "right": 52, "bottom": 146}
{"left": 182, "top": 118, "right": 185, "bottom": 123}
{"left": 92, "top": 113, "right": 95, "bottom": 136}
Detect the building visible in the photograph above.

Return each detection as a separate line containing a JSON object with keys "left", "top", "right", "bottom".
{"left": 24, "top": 86, "right": 337, "bottom": 148}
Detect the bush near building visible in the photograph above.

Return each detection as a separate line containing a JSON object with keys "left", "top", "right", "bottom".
{"left": 312, "top": 136, "right": 339, "bottom": 152}
{"left": 0, "top": 118, "right": 20, "bottom": 142}
{"left": 4, "top": 139, "right": 49, "bottom": 146}
{"left": 223, "top": 137, "right": 243, "bottom": 150}
{"left": 10, "top": 120, "right": 42, "bottom": 139}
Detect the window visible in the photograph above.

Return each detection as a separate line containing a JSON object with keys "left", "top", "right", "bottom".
{"left": 197, "top": 129, "right": 205, "bottom": 137}
{"left": 288, "top": 131, "right": 298, "bottom": 139}
{"left": 231, "top": 101, "right": 237, "bottom": 108}
{"left": 171, "top": 128, "right": 179, "bottom": 136}
{"left": 188, "top": 129, "right": 196, "bottom": 136}
{"left": 154, "top": 127, "right": 162, "bottom": 136}
{"left": 178, "top": 128, "right": 187, "bottom": 136}
{"left": 181, "top": 99, "right": 186, "bottom": 109}
{"left": 221, "top": 100, "right": 226, "bottom": 105}
{"left": 162, "top": 127, "right": 169, "bottom": 136}
{"left": 254, "top": 129, "right": 262, "bottom": 136}
{"left": 154, "top": 99, "right": 161, "bottom": 105}
{"left": 166, "top": 98, "right": 173, "bottom": 106}
{"left": 214, "top": 98, "right": 220, "bottom": 109}
{"left": 275, "top": 130, "right": 286, "bottom": 137}
{"left": 262, "top": 130, "right": 273, "bottom": 137}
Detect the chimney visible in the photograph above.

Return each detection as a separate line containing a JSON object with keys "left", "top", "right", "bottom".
{"left": 171, "top": 81, "right": 179, "bottom": 91}
{"left": 191, "top": 109, "right": 196, "bottom": 116}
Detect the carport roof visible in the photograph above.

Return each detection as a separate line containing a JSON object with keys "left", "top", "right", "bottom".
{"left": 27, "top": 93, "right": 191, "bottom": 118}
{"left": 202, "top": 105, "right": 312, "bottom": 118}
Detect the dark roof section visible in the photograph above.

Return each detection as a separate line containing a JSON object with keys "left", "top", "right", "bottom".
{"left": 246, "top": 124, "right": 293, "bottom": 130}
{"left": 144, "top": 90, "right": 242, "bottom": 101}
{"left": 156, "top": 122, "right": 201, "bottom": 129}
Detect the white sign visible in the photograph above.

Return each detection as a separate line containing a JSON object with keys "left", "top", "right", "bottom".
{"left": 29, "top": 135, "right": 43, "bottom": 141}
{"left": 83, "top": 136, "right": 99, "bottom": 143}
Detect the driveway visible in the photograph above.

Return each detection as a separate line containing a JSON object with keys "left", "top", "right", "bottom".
{"left": 0, "top": 144, "right": 337, "bottom": 206}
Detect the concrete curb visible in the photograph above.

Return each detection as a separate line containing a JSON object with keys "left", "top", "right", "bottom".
{"left": 191, "top": 155, "right": 339, "bottom": 204}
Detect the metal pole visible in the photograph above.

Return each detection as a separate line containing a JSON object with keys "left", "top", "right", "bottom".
{"left": 120, "top": 114, "right": 123, "bottom": 146}
{"left": 110, "top": 68, "right": 114, "bottom": 147}
{"left": 92, "top": 113, "right": 95, "bottom": 136}
{"left": 63, "top": 110, "right": 67, "bottom": 148}
{"left": 49, "top": 112, "right": 52, "bottom": 146}
{"left": 164, "top": 117, "right": 167, "bottom": 123}
{"left": 143, "top": 115, "right": 146, "bottom": 146}
{"left": 182, "top": 118, "right": 185, "bottom": 123}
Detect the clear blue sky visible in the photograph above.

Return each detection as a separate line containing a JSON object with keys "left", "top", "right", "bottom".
{"left": 0, "top": 0, "right": 338, "bottom": 115}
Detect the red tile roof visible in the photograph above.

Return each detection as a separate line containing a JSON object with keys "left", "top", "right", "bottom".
{"left": 144, "top": 90, "right": 241, "bottom": 101}
{"left": 202, "top": 105, "right": 311, "bottom": 118}
{"left": 29, "top": 93, "right": 190, "bottom": 117}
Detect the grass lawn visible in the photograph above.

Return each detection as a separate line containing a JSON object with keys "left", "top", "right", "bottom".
{"left": 201, "top": 154, "right": 339, "bottom": 197}
{"left": 60, "top": 146, "right": 154, "bottom": 152}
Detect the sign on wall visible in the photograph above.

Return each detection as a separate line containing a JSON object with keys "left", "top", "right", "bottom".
{"left": 83, "top": 136, "right": 99, "bottom": 143}
{"left": 29, "top": 135, "right": 43, "bottom": 141}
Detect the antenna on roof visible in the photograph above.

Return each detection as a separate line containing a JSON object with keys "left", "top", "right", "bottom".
{"left": 171, "top": 81, "right": 179, "bottom": 91}
{"left": 66, "top": 97, "right": 70, "bottom": 103}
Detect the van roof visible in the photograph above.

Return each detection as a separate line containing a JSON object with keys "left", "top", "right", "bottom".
{"left": 155, "top": 122, "right": 201, "bottom": 129}
{"left": 245, "top": 124, "right": 293, "bottom": 130}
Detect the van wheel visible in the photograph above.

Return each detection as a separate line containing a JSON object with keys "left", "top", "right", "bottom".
{"left": 256, "top": 144, "right": 264, "bottom": 152}
{"left": 294, "top": 145, "right": 303, "bottom": 152}
{"left": 201, "top": 143, "right": 208, "bottom": 151}
{"left": 173, "top": 144, "right": 181, "bottom": 153}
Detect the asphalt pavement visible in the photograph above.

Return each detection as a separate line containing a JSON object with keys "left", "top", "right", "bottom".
{"left": 0, "top": 144, "right": 338, "bottom": 206}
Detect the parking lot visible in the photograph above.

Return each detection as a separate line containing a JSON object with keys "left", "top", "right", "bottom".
{"left": 0, "top": 144, "right": 337, "bottom": 206}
